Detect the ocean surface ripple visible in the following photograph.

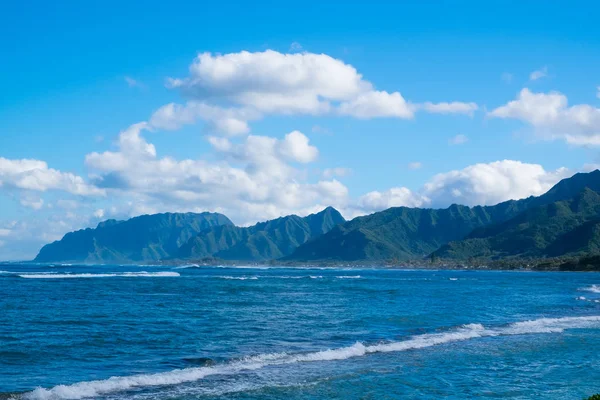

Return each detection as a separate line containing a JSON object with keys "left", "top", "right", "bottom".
{"left": 1, "top": 263, "right": 599, "bottom": 400}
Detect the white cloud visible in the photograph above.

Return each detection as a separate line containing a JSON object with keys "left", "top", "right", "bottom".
{"left": 597, "top": 86, "right": 600, "bottom": 99}
{"left": 407, "top": 162, "right": 422, "bottom": 170}
{"left": 422, "top": 160, "right": 570, "bottom": 207}
{"left": 85, "top": 123, "right": 343, "bottom": 226}
{"left": 0, "top": 157, "right": 104, "bottom": 196}
{"left": 323, "top": 167, "right": 352, "bottom": 178}
{"left": 354, "top": 160, "right": 570, "bottom": 214}
{"left": 358, "top": 187, "right": 428, "bottom": 213}
{"left": 168, "top": 50, "right": 370, "bottom": 115}
{"left": 489, "top": 88, "right": 600, "bottom": 146}
{"left": 162, "top": 50, "right": 476, "bottom": 128}
{"left": 419, "top": 102, "right": 478, "bottom": 116}
{"left": 20, "top": 196, "right": 44, "bottom": 210}
{"left": 529, "top": 66, "right": 548, "bottom": 81}
{"left": 276, "top": 131, "right": 319, "bottom": 163}
{"left": 149, "top": 102, "right": 256, "bottom": 136}
{"left": 0, "top": 228, "right": 10, "bottom": 237}
{"left": 449, "top": 134, "right": 468, "bottom": 145}
{"left": 94, "top": 209, "right": 105, "bottom": 219}
{"left": 339, "top": 90, "right": 414, "bottom": 119}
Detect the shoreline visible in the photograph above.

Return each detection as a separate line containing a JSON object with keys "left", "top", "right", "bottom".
{"left": 2, "top": 259, "right": 600, "bottom": 272}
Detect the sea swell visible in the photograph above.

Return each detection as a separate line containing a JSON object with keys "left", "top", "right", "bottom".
{"left": 22, "top": 315, "right": 600, "bottom": 400}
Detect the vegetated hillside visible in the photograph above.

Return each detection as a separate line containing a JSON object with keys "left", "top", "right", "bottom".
{"left": 35, "top": 212, "right": 233, "bottom": 263}
{"left": 434, "top": 188, "right": 600, "bottom": 259}
{"left": 177, "top": 207, "right": 345, "bottom": 261}
{"left": 286, "top": 170, "right": 600, "bottom": 261}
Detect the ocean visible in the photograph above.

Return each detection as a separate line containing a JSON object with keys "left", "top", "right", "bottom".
{"left": 1, "top": 263, "right": 599, "bottom": 399}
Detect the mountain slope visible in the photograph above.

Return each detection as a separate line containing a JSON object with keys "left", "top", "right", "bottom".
{"left": 286, "top": 170, "right": 600, "bottom": 261}
{"left": 177, "top": 207, "right": 345, "bottom": 261}
{"left": 434, "top": 188, "right": 600, "bottom": 259}
{"left": 35, "top": 212, "right": 233, "bottom": 263}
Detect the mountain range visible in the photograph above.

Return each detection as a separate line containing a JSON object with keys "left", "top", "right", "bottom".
{"left": 34, "top": 170, "right": 600, "bottom": 264}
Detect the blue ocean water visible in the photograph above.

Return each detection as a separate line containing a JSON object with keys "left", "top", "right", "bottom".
{"left": 1, "top": 264, "right": 599, "bottom": 399}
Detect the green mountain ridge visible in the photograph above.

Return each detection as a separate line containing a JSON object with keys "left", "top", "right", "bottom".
{"left": 285, "top": 170, "right": 600, "bottom": 261}
{"left": 35, "top": 212, "right": 233, "bottom": 263}
{"left": 434, "top": 188, "right": 600, "bottom": 259}
{"left": 33, "top": 170, "right": 600, "bottom": 264}
{"left": 176, "top": 206, "right": 346, "bottom": 260}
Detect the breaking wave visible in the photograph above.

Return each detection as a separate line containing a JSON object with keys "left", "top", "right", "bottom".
{"left": 217, "top": 276, "right": 259, "bottom": 280}
{"left": 172, "top": 264, "right": 200, "bottom": 270}
{"left": 18, "top": 272, "right": 180, "bottom": 279}
{"left": 581, "top": 285, "right": 600, "bottom": 293}
{"left": 22, "top": 315, "right": 600, "bottom": 400}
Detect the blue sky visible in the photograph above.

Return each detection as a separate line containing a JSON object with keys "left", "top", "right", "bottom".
{"left": 1, "top": 0, "right": 600, "bottom": 259}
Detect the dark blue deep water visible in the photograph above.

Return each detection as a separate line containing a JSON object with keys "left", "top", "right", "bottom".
{"left": 1, "top": 264, "right": 600, "bottom": 399}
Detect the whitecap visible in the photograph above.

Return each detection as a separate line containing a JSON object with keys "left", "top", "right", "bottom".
{"left": 217, "top": 276, "right": 258, "bottom": 280}
{"left": 336, "top": 275, "right": 361, "bottom": 279}
{"left": 23, "top": 315, "right": 600, "bottom": 400}
{"left": 173, "top": 264, "right": 200, "bottom": 270}
{"left": 18, "top": 272, "right": 180, "bottom": 279}
{"left": 581, "top": 285, "right": 600, "bottom": 293}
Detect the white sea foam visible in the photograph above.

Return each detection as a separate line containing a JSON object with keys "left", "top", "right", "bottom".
{"left": 1, "top": 271, "right": 57, "bottom": 275}
{"left": 336, "top": 275, "right": 361, "bottom": 279}
{"left": 173, "top": 264, "right": 200, "bottom": 270}
{"left": 23, "top": 315, "right": 600, "bottom": 400}
{"left": 18, "top": 272, "right": 180, "bottom": 279}
{"left": 218, "top": 276, "right": 258, "bottom": 280}
{"left": 581, "top": 284, "right": 600, "bottom": 293}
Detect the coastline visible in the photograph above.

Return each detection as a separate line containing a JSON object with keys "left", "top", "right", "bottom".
{"left": 6, "top": 255, "right": 600, "bottom": 272}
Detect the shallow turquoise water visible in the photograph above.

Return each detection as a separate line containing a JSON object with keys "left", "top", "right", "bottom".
{"left": 1, "top": 264, "right": 599, "bottom": 399}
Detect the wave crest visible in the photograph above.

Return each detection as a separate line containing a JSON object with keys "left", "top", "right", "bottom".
{"left": 18, "top": 272, "right": 180, "bottom": 279}
{"left": 22, "top": 315, "right": 600, "bottom": 400}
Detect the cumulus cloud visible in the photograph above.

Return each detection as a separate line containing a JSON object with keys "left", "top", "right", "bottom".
{"left": 529, "top": 66, "right": 548, "bottom": 81}
{"left": 168, "top": 50, "right": 370, "bottom": 115}
{"left": 354, "top": 160, "right": 570, "bottom": 214}
{"left": 449, "top": 134, "right": 468, "bottom": 145}
{"left": 161, "top": 50, "right": 477, "bottom": 128}
{"left": 357, "top": 187, "right": 429, "bottom": 213}
{"left": 149, "top": 102, "right": 256, "bottom": 135}
{"left": 20, "top": 196, "right": 44, "bottom": 210}
{"left": 338, "top": 90, "right": 414, "bottom": 119}
{"left": 418, "top": 102, "right": 478, "bottom": 116}
{"left": 85, "top": 123, "right": 344, "bottom": 225}
{"left": 0, "top": 157, "right": 104, "bottom": 196}
{"left": 422, "top": 160, "right": 570, "bottom": 207}
{"left": 489, "top": 88, "right": 600, "bottom": 146}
